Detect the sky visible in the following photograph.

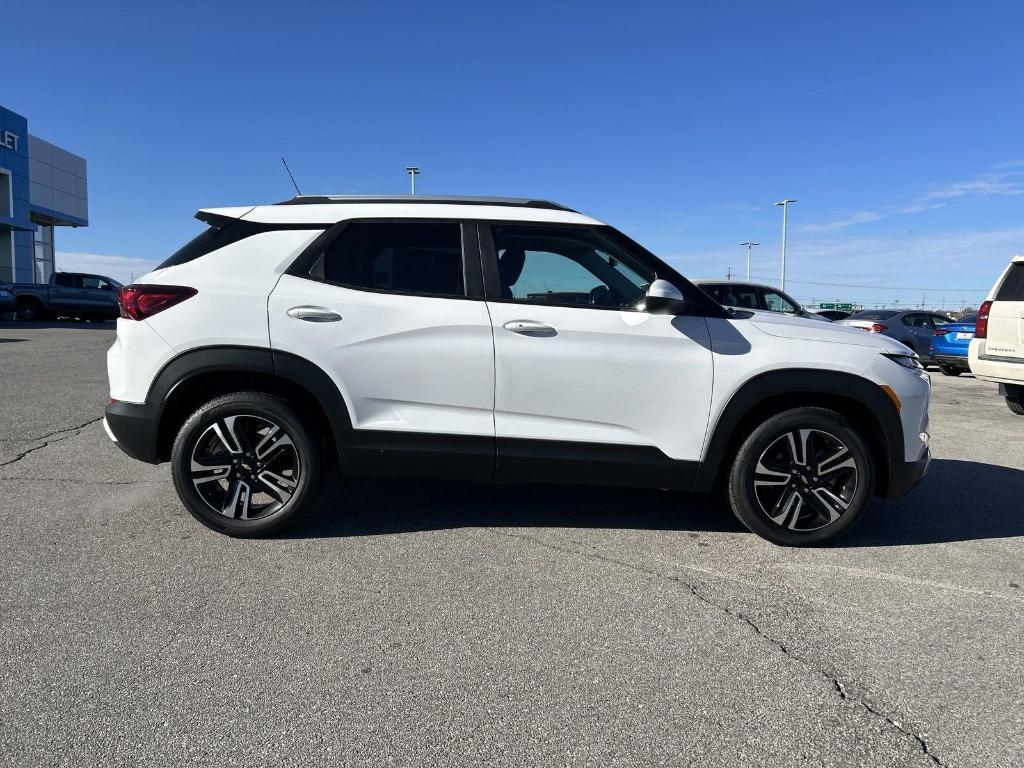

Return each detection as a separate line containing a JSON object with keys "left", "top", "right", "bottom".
{"left": 4, "top": 0, "right": 1024, "bottom": 309}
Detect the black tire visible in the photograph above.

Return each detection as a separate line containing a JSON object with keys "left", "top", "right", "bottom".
{"left": 171, "top": 391, "right": 322, "bottom": 537}
{"left": 1007, "top": 396, "right": 1024, "bottom": 416}
{"left": 939, "top": 364, "right": 963, "bottom": 377}
{"left": 727, "top": 407, "right": 875, "bottom": 546}
{"left": 16, "top": 300, "right": 40, "bottom": 321}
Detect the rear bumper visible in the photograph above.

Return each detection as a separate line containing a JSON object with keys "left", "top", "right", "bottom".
{"left": 104, "top": 400, "right": 161, "bottom": 464}
{"left": 884, "top": 447, "right": 930, "bottom": 500}
{"left": 968, "top": 341, "right": 1024, "bottom": 384}
{"left": 931, "top": 354, "right": 970, "bottom": 369}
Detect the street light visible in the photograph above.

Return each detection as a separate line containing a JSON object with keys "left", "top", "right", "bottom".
{"left": 405, "top": 166, "right": 420, "bottom": 195}
{"left": 739, "top": 241, "right": 759, "bottom": 282}
{"left": 775, "top": 199, "right": 797, "bottom": 290}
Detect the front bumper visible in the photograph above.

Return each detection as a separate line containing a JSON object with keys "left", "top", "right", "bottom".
{"left": 104, "top": 400, "right": 161, "bottom": 464}
{"left": 884, "top": 447, "right": 930, "bottom": 500}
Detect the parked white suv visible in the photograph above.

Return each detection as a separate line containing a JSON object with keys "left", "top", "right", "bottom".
{"left": 104, "top": 195, "right": 931, "bottom": 545}
{"left": 968, "top": 255, "right": 1024, "bottom": 414}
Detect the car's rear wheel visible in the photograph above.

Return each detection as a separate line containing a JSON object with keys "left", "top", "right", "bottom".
{"left": 939, "top": 364, "right": 963, "bottom": 376}
{"left": 171, "top": 392, "right": 322, "bottom": 537}
{"left": 1007, "top": 395, "right": 1024, "bottom": 416}
{"left": 727, "top": 407, "right": 874, "bottom": 546}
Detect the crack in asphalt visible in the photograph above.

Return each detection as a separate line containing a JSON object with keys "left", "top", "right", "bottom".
{"left": 491, "top": 529, "right": 947, "bottom": 767}
{"left": 0, "top": 417, "right": 103, "bottom": 468}
{"left": 0, "top": 477, "right": 161, "bottom": 485}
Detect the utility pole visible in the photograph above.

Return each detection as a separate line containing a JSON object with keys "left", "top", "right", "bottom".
{"left": 775, "top": 199, "right": 796, "bottom": 290}
{"left": 739, "top": 242, "right": 759, "bottom": 281}
{"left": 405, "top": 166, "right": 420, "bottom": 195}
{"left": 726, "top": 266, "right": 733, "bottom": 281}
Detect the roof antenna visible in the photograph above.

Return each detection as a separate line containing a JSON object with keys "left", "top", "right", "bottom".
{"left": 281, "top": 157, "right": 302, "bottom": 196}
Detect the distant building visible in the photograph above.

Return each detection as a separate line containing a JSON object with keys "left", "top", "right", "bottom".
{"left": 0, "top": 104, "right": 89, "bottom": 284}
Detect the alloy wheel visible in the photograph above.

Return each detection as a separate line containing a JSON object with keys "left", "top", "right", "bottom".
{"left": 752, "top": 428, "right": 859, "bottom": 532}
{"left": 189, "top": 414, "right": 300, "bottom": 520}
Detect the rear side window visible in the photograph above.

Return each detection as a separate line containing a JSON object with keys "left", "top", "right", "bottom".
{"left": 54, "top": 273, "right": 80, "bottom": 288}
{"left": 902, "top": 313, "right": 932, "bottom": 328}
{"left": 849, "top": 310, "right": 898, "bottom": 321}
{"left": 701, "top": 283, "right": 759, "bottom": 309}
{"left": 321, "top": 222, "right": 464, "bottom": 297}
{"left": 995, "top": 263, "right": 1024, "bottom": 301}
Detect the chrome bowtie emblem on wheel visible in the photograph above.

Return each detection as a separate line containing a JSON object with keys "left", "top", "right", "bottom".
{"left": 189, "top": 414, "right": 300, "bottom": 520}
{"left": 753, "top": 428, "right": 859, "bottom": 532}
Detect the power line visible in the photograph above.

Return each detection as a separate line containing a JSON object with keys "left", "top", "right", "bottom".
{"left": 769, "top": 277, "right": 989, "bottom": 292}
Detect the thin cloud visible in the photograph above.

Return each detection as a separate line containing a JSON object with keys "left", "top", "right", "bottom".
{"left": 800, "top": 167, "right": 1024, "bottom": 233}
{"left": 55, "top": 252, "right": 159, "bottom": 284}
{"left": 918, "top": 172, "right": 1024, "bottom": 202}
{"left": 803, "top": 82, "right": 847, "bottom": 97}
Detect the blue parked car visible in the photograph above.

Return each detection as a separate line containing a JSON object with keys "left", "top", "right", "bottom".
{"left": 930, "top": 313, "right": 977, "bottom": 376}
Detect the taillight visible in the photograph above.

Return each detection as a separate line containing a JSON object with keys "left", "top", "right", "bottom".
{"left": 933, "top": 328, "right": 948, "bottom": 336}
{"left": 869, "top": 323, "right": 888, "bottom": 333}
{"left": 118, "top": 284, "right": 197, "bottom": 321}
{"left": 976, "top": 300, "right": 992, "bottom": 339}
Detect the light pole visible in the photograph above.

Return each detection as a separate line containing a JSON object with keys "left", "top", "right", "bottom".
{"left": 775, "top": 199, "right": 796, "bottom": 290}
{"left": 405, "top": 166, "right": 420, "bottom": 195}
{"left": 739, "top": 241, "right": 759, "bottom": 281}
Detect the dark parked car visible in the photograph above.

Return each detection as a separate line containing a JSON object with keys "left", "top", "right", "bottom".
{"left": 838, "top": 309, "right": 954, "bottom": 363}
{"left": 0, "top": 282, "right": 13, "bottom": 315}
{"left": 12, "top": 272, "right": 122, "bottom": 321}
{"left": 929, "top": 314, "right": 976, "bottom": 376}
{"left": 814, "top": 309, "right": 852, "bottom": 321}
{"left": 694, "top": 281, "right": 831, "bottom": 322}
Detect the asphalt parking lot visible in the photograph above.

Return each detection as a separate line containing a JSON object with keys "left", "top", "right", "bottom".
{"left": 1, "top": 322, "right": 1021, "bottom": 767}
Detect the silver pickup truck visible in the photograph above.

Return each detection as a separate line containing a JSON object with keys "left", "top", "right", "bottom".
{"left": 11, "top": 272, "right": 122, "bottom": 322}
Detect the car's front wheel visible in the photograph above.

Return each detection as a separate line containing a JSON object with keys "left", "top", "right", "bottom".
{"left": 1007, "top": 395, "right": 1024, "bottom": 416}
{"left": 727, "top": 407, "right": 875, "bottom": 546}
{"left": 171, "top": 392, "right": 322, "bottom": 537}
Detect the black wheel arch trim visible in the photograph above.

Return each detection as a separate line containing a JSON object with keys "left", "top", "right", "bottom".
{"left": 106, "top": 345, "right": 355, "bottom": 465}
{"left": 690, "top": 369, "right": 906, "bottom": 497}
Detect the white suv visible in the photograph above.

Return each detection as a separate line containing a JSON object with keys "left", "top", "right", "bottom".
{"left": 968, "top": 255, "right": 1024, "bottom": 414}
{"left": 104, "top": 195, "right": 931, "bottom": 546}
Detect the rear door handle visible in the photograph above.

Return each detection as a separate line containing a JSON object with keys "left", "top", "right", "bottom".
{"left": 287, "top": 306, "right": 342, "bottom": 323}
{"left": 503, "top": 320, "right": 557, "bottom": 337}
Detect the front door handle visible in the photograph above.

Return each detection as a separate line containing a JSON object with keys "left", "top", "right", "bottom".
{"left": 503, "top": 320, "right": 557, "bottom": 337}
{"left": 287, "top": 306, "right": 342, "bottom": 323}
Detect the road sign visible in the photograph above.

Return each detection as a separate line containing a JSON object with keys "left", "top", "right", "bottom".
{"left": 818, "top": 303, "right": 854, "bottom": 311}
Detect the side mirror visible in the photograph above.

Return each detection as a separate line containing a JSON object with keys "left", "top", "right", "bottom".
{"left": 646, "top": 279, "right": 692, "bottom": 315}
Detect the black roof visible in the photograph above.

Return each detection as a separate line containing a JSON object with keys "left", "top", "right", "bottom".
{"left": 274, "top": 195, "right": 575, "bottom": 212}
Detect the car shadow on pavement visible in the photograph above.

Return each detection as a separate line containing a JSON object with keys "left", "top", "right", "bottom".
{"left": 287, "top": 458, "right": 1024, "bottom": 546}
{"left": 289, "top": 475, "right": 742, "bottom": 539}
{"left": 845, "top": 458, "right": 1024, "bottom": 546}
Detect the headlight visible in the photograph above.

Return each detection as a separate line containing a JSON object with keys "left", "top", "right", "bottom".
{"left": 882, "top": 352, "right": 921, "bottom": 369}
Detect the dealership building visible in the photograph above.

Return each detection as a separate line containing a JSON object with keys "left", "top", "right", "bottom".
{"left": 0, "top": 104, "right": 89, "bottom": 284}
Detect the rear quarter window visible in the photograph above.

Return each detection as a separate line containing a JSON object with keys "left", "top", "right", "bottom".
{"left": 995, "top": 263, "right": 1024, "bottom": 301}
{"left": 157, "top": 220, "right": 261, "bottom": 270}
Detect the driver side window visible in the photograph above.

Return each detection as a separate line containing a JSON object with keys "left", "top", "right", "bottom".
{"left": 490, "top": 225, "right": 653, "bottom": 310}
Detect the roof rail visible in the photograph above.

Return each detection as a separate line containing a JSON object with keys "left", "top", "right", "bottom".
{"left": 274, "top": 194, "right": 576, "bottom": 212}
